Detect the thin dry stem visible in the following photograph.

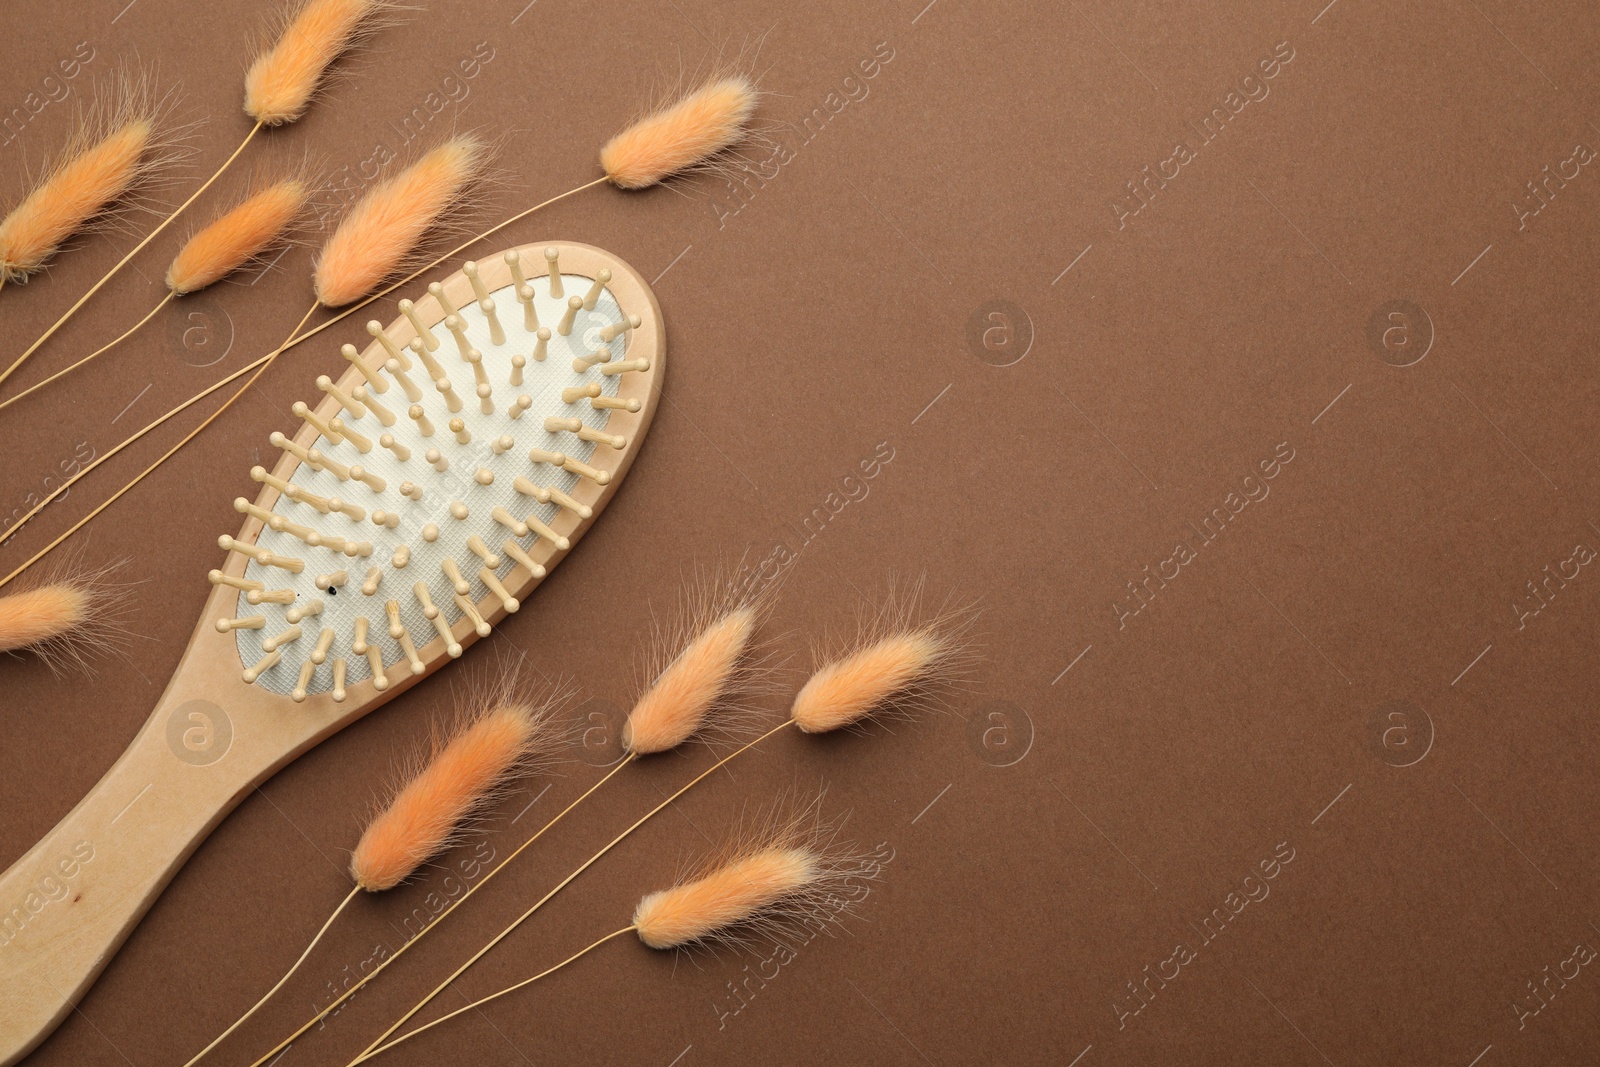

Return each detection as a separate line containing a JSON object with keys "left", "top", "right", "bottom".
{"left": 246, "top": 739, "right": 632, "bottom": 1067}
{"left": 0, "top": 303, "right": 316, "bottom": 596}
{"left": 0, "top": 342, "right": 273, "bottom": 576}
{"left": 347, "top": 926, "right": 636, "bottom": 1066}
{"left": 179, "top": 885, "right": 361, "bottom": 1067}
{"left": 0, "top": 290, "right": 175, "bottom": 412}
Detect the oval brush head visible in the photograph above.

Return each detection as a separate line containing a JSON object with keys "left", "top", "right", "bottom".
{"left": 213, "top": 243, "right": 663, "bottom": 703}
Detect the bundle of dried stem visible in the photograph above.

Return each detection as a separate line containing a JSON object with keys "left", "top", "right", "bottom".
{"left": 181, "top": 680, "right": 563, "bottom": 1067}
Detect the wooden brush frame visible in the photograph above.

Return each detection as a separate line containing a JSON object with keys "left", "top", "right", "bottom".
{"left": 0, "top": 241, "right": 664, "bottom": 1065}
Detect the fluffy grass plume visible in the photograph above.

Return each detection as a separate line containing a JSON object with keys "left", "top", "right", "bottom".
{"left": 351, "top": 686, "right": 555, "bottom": 891}
{"left": 314, "top": 134, "right": 486, "bottom": 307}
{"left": 600, "top": 75, "right": 758, "bottom": 190}
{"left": 246, "top": 0, "right": 389, "bottom": 126}
{"left": 0, "top": 557, "right": 130, "bottom": 673}
{"left": 634, "top": 795, "right": 876, "bottom": 950}
{"left": 791, "top": 578, "right": 977, "bottom": 734}
{"left": 624, "top": 608, "right": 755, "bottom": 755}
{"left": 166, "top": 177, "right": 309, "bottom": 293}
{"left": 635, "top": 848, "right": 814, "bottom": 949}
{"left": 0, "top": 74, "right": 178, "bottom": 284}
{"left": 623, "top": 567, "right": 778, "bottom": 756}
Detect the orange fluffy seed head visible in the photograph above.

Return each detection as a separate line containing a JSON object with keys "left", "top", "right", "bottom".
{"left": 600, "top": 76, "right": 757, "bottom": 190}
{"left": 791, "top": 631, "right": 947, "bottom": 734}
{"left": 0, "top": 584, "right": 90, "bottom": 653}
{"left": 245, "top": 0, "right": 382, "bottom": 125}
{"left": 624, "top": 607, "right": 756, "bottom": 755}
{"left": 314, "top": 135, "right": 485, "bottom": 307}
{"left": 0, "top": 558, "right": 131, "bottom": 674}
{"left": 166, "top": 178, "right": 308, "bottom": 294}
{"left": 350, "top": 702, "right": 536, "bottom": 891}
{"left": 0, "top": 120, "right": 151, "bottom": 283}
{"left": 634, "top": 847, "right": 817, "bottom": 949}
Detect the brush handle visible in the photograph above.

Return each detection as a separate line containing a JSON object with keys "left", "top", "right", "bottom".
{"left": 0, "top": 588, "right": 408, "bottom": 1067}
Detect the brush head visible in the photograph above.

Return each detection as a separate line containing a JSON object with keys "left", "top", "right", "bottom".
{"left": 600, "top": 76, "right": 758, "bottom": 190}
{"left": 245, "top": 0, "right": 388, "bottom": 125}
{"left": 314, "top": 135, "right": 487, "bottom": 307}
{"left": 166, "top": 178, "right": 308, "bottom": 294}
{"left": 214, "top": 243, "right": 662, "bottom": 706}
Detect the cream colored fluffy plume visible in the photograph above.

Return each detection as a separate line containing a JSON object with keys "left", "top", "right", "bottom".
{"left": 314, "top": 134, "right": 487, "bottom": 307}
{"left": 0, "top": 557, "right": 130, "bottom": 674}
{"left": 600, "top": 74, "right": 760, "bottom": 190}
{"left": 634, "top": 794, "right": 877, "bottom": 950}
{"left": 622, "top": 567, "right": 778, "bottom": 756}
{"left": 0, "top": 72, "right": 183, "bottom": 284}
{"left": 245, "top": 0, "right": 393, "bottom": 126}
{"left": 350, "top": 677, "right": 563, "bottom": 891}
{"left": 330, "top": 799, "right": 873, "bottom": 1065}
{"left": 791, "top": 578, "right": 977, "bottom": 734}
{"left": 166, "top": 176, "right": 309, "bottom": 293}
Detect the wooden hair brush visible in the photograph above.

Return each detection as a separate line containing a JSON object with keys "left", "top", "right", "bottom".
{"left": 0, "top": 241, "right": 664, "bottom": 1064}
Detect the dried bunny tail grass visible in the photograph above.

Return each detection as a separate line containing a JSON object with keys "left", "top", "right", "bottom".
{"left": 634, "top": 793, "right": 877, "bottom": 951}
{"left": 623, "top": 561, "right": 783, "bottom": 756}
{"left": 446, "top": 655, "right": 580, "bottom": 768}
{"left": 634, "top": 848, "right": 814, "bottom": 950}
{"left": 350, "top": 678, "right": 561, "bottom": 891}
{"left": 180, "top": 661, "right": 567, "bottom": 1067}
{"left": 351, "top": 795, "right": 871, "bottom": 1064}
{"left": 791, "top": 577, "right": 979, "bottom": 734}
{"left": 600, "top": 72, "right": 760, "bottom": 190}
{"left": 0, "top": 554, "right": 133, "bottom": 674}
{"left": 622, "top": 609, "right": 754, "bottom": 756}
{"left": 245, "top": 0, "right": 396, "bottom": 125}
{"left": 166, "top": 175, "right": 310, "bottom": 293}
{"left": 0, "top": 69, "right": 186, "bottom": 283}
{"left": 314, "top": 133, "right": 488, "bottom": 307}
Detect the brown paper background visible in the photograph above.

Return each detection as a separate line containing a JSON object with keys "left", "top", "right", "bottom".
{"left": 4, "top": 0, "right": 1600, "bottom": 1063}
